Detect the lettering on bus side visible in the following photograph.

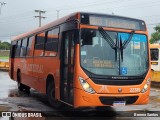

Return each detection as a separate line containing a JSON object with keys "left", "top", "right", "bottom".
{"left": 21, "top": 60, "right": 44, "bottom": 73}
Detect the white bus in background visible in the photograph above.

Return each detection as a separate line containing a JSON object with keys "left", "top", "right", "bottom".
{"left": 150, "top": 44, "right": 160, "bottom": 82}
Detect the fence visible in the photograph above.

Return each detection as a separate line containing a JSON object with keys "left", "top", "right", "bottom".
{"left": 0, "top": 50, "right": 10, "bottom": 57}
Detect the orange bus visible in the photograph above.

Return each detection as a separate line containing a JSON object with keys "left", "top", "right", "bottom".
{"left": 9, "top": 12, "right": 151, "bottom": 108}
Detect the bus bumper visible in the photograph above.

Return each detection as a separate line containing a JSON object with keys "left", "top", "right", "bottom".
{"left": 74, "top": 88, "right": 149, "bottom": 108}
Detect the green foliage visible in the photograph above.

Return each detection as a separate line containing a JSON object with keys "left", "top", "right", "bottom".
{"left": 0, "top": 56, "right": 9, "bottom": 59}
{"left": 0, "top": 41, "right": 10, "bottom": 50}
{"left": 150, "top": 25, "right": 160, "bottom": 44}
{"left": 154, "top": 26, "right": 160, "bottom": 32}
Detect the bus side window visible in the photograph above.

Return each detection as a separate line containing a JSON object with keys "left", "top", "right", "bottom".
{"left": 26, "top": 36, "right": 34, "bottom": 56}
{"left": 34, "top": 32, "right": 45, "bottom": 56}
{"left": 44, "top": 28, "right": 59, "bottom": 56}
{"left": 151, "top": 49, "right": 159, "bottom": 61}
{"left": 15, "top": 40, "right": 22, "bottom": 57}
{"left": 20, "top": 38, "right": 28, "bottom": 57}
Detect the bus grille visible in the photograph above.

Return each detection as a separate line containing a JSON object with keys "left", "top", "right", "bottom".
{"left": 92, "top": 78, "right": 144, "bottom": 85}
{"left": 99, "top": 96, "right": 139, "bottom": 105}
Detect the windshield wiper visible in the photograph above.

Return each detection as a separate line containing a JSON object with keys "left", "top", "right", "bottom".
{"left": 98, "top": 27, "right": 117, "bottom": 49}
{"left": 115, "top": 34, "right": 118, "bottom": 61}
{"left": 120, "top": 36, "right": 123, "bottom": 61}
{"left": 98, "top": 27, "right": 119, "bottom": 61}
{"left": 98, "top": 27, "right": 135, "bottom": 62}
{"left": 120, "top": 30, "right": 135, "bottom": 62}
{"left": 122, "top": 30, "right": 135, "bottom": 49}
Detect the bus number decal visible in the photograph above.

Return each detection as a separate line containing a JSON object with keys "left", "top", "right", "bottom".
{"left": 130, "top": 88, "right": 140, "bottom": 93}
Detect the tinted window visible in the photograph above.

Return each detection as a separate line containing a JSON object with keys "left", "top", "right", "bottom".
{"left": 15, "top": 40, "right": 21, "bottom": 57}
{"left": 20, "top": 38, "right": 28, "bottom": 57}
{"left": 151, "top": 49, "right": 159, "bottom": 61}
{"left": 10, "top": 41, "right": 17, "bottom": 58}
{"left": 34, "top": 32, "right": 45, "bottom": 56}
{"left": 80, "top": 29, "right": 148, "bottom": 76}
{"left": 45, "top": 28, "right": 59, "bottom": 56}
{"left": 26, "top": 36, "right": 34, "bottom": 56}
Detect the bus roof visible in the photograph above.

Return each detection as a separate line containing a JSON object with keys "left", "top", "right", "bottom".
{"left": 11, "top": 12, "right": 79, "bottom": 41}
{"left": 80, "top": 12, "right": 145, "bottom": 22}
{"left": 11, "top": 12, "right": 145, "bottom": 41}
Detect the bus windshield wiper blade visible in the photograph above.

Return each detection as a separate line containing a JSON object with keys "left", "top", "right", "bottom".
{"left": 98, "top": 27, "right": 116, "bottom": 49}
{"left": 122, "top": 30, "right": 135, "bottom": 49}
{"left": 115, "top": 35, "right": 118, "bottom": 61}
{"left": 120, "top": 30, "right": 135, "bottom": 62}
{"left": 98, "top": 27, "right": 119, "bottom": 61}
{"left": 120, "top": 36, "right": 123, "bottom": 61}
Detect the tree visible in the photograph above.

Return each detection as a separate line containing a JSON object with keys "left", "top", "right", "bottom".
{"left": 150, "top": 25, "right": 160, "bottom": 44}
{"left": 0, "top": 41, "right": 11, "bottom": 50}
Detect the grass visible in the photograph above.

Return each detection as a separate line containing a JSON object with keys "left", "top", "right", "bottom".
{"left": 0, "top": 56, "right": 9, "bottom": 60}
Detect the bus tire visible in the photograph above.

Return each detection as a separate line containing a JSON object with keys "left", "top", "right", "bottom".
{"left": 17, "top": 71, "right": 30, "bottom": 93}
{"left": 47, "top": 80, "right": 62, "bottom": 108}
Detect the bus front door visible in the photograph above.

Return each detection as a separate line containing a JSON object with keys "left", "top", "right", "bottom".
{"left": 60, "top": 31, "right": 74, "bottom": 104}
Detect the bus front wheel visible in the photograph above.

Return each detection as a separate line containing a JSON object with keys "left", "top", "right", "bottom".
{"left": 47, "top": 81, "right": 62, "bottom": 108}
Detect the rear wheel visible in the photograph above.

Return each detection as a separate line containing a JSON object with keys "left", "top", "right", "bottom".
{"left": 47, "top": 80, "right": 62, "bottom": 108}
{"left": 17, "top": 71, "right": 30, "bottom": 93}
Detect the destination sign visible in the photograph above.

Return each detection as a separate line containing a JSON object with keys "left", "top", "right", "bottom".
{"left": 88, "top": 15, "right": 145, "bottom": 30}
{"left": 92, "top": 60, "right": 114, "bottom": 68}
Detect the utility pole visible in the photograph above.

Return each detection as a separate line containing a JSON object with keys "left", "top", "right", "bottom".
{"left": 34, "top": 10, "right": 46, "bottom": 27}
{"left": 0, "top": 2, "right": 6, "bottom": 16}
{"left": 56, "top": 10, "right": 60, "bottom": 19}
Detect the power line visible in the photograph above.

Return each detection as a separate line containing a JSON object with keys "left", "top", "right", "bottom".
{"left": 34, "top": 10, "right": 46, "bottom": 27}
{"left": 0, "top": 0, "right": 160, "bottom": 37}
{"left": 0, "top": 10, "right": 33, "bottom": 19}
{"left": 46, "top": 0, "right": 126, "bottom": 15}
{"left": 0, "top": 15, "right": 33, "bottom": 21}
{"left": 46, "top": 0, "right": 110, "bottom": 12}
{"left": 0, "top": 17, "right": 35, "bottom": 24}
{"left": 0, "top": 2, "right": 6, "bottom": 15}
{"left": 0, "top": 0, "right": 159, "bottom": 22}
{"left": 43, "top": 0, "right": 160, "bottom": 21}
{"left": 89, "top": 0, "right": 160, "bottom": 13}
{"left": 147, "top": 23, "right": 160, "bottom": 26}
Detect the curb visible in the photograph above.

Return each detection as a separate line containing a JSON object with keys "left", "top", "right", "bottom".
{"left": 0, "top": 69, "right": 8, "bottom": 72}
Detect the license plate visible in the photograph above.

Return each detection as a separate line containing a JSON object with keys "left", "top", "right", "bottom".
{"left": 113, "top": 101, "right": 126, "bottom": 106}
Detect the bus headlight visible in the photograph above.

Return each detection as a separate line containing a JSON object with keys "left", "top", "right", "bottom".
{"left": 141, "top": 78, "right": 150, "bottom": 93}
{"left": 79, "top": 77, "right": 95, "bottom": 94}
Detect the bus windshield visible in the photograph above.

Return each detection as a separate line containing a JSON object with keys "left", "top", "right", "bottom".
{"left": 80, "top": 29, "right": 148, "bottom": 76}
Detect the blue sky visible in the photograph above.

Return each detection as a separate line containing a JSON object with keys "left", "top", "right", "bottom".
{"left": 0, "top": 0, "right": 160, "bottom": 42}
